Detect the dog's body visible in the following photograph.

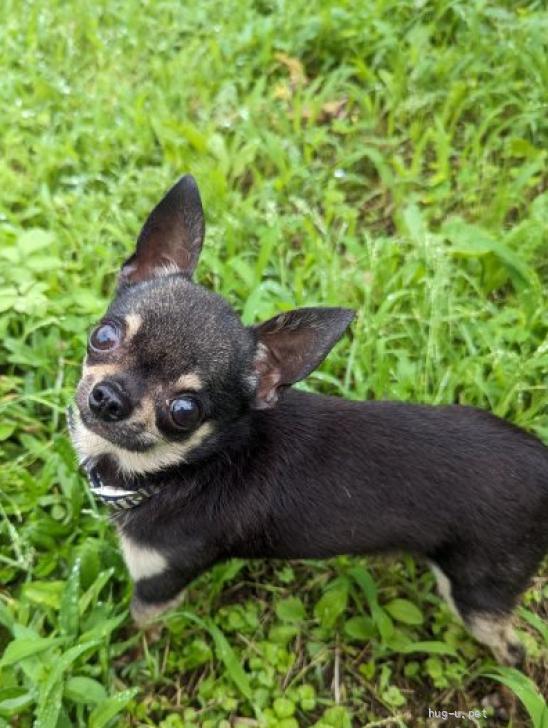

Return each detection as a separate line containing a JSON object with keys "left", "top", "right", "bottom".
{"left": 69, "top": 175, "right": 548, "bottom": 666}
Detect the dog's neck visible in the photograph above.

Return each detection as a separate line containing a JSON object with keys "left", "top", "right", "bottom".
{"left": 81, "top": 455, "right": 161, "bottom": 511}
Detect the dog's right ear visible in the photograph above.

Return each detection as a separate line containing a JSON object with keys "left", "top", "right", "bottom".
{"left": 119, "top": 175, "right": 205, "bottom": 286}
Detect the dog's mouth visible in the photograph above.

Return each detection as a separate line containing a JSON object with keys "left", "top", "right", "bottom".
{"left": 79, "top": 454, "right": 159, "bottom": 510}
{"left": 67, "top": 401, "right": 158, "bottom": 454}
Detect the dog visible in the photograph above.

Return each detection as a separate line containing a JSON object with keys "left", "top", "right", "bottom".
{"left": 68, "top": 174, "right": 548, "bottom": 666}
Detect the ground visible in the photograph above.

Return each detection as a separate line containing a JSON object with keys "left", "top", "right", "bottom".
{"left": 0, "top": 1, "right": 546, "bottom": 726}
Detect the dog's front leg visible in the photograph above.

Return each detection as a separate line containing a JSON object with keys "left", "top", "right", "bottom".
{"left": 130, "top": 568, "right": 190, "bottom": 627}
{"left": 119, "top": 531, "right": 210, "bottom": 627}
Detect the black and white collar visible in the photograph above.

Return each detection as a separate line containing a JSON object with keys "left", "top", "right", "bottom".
{"left": 81, "top": 457, "right": 159, "bottom": 511}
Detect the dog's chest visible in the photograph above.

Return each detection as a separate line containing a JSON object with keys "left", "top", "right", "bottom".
{"left": 118, "top": 532, "right": 168, "bottom": 581}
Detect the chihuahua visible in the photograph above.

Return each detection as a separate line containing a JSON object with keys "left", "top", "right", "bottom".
{"left": 68, "top": 175, "right": 548, "bottom": 666}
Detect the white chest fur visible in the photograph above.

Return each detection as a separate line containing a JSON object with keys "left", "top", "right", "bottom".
{"left": 119, "top": 534, "right": 167, "bottom": 581}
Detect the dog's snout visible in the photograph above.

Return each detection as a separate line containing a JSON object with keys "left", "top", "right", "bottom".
{"left": 89, "top": 381, "right": 133, "bottom": 422}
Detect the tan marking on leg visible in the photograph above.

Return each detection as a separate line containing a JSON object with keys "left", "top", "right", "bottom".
{"left": 430, "top": 563, "right": 459, "bottom": 617}
{"left": 467, "top": 613, "right": 524, "bottom": 665}
{"left": 131, "top": 591, "right": 184, "bottom": 627}
{"left": 124, "top": 313, "right": 142, "bottom": 342}
{"left": 119, "top": 535, "right": 167, "bottom": 581}
{"left": 174, "top": 372, "right": 202, "bottom": 391}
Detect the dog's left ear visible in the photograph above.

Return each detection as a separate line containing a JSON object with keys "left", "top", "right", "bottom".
{"left": 119, "top": 175, "right": 205, "bottom": 286}
{"left": 252, "top": 307, "right": 355, "bottom": 409}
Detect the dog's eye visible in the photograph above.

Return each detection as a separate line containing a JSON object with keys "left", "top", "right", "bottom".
{"left": 90, "top": 322, "right": 121, "bottom": 352}
{"left": 169, "top": 396, "right": 202, "bottom": 430}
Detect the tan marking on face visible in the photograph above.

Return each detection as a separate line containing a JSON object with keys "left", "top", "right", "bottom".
{"left": 68, "top": 406, "right": 214, "bottom": 475}
{"left": 129, "top": 395, "right": 157, "bottom": 428}
{"left": 175, "top": 372, "right": 202, "bottom": 391}
{"left": 81, "top": 362, "right": 123, "bottom": 381}
{"left": 124, "top": 313, "right": 143, "bottom": 342}
{"left": 142, "top": 396, "right": 157, "bottom": 422}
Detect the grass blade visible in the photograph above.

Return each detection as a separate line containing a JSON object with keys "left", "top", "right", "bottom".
{"left": 482, "top": 666, "right": 547, "bottom": 728}
{"left": 182, "top": 611, "right": 252, "bottom": 701}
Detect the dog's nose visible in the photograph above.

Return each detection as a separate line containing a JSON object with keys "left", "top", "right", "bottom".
{"left": 88, "top": 381, "right": 132, "bottom": 422}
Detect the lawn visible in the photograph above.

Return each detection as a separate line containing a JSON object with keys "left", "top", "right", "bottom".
{"left": 0, "top": 0, "right": 547, "bottom": 726}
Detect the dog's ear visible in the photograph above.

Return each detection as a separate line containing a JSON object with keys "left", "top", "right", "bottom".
{"left": 119, "top": 175, "right": 205, "bottom": 286}
{"left": 251, "top": 307, "right": 355, "bottom": 409}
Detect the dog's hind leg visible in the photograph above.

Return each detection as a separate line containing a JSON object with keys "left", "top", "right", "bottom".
{"left": 430, "top": 562, "right": 459, "bottom": 616}
{"left": 429, "top": 560, "right": 525, "bottom": 666}
{"left": 463, "top": 611, "right": 525, "bottom": 666}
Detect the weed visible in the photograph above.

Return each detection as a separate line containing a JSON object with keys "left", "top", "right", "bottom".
{"left": 0, "top": 1, "right": 546, "bottom": 726}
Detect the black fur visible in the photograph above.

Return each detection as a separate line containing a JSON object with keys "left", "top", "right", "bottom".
{"left": 71, "top": 175, "right": 548, "bottom": 664}
{"left": 117, "top": 392, "right": 548, "bottom": 613}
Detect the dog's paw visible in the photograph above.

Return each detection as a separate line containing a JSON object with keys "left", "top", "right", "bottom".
{"left": 130, "top": 592, "right": 184, "bottom": 629}
{"left": 499, "top": 638, "right": 526, "bottom": 668}
{"left": 131, "top": 597, "right": 164, "bottom": 627}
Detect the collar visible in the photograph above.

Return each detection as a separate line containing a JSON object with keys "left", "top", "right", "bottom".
{"left": 81, "top": 457, "right": 159, "bottom": 511}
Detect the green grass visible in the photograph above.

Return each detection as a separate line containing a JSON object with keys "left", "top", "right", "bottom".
{"left": 1, "top": 0, "right": 547, "bottom": 726}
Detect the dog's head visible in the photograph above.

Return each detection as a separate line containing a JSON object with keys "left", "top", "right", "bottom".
{"left": 69, "top": 176, "right": 354, "bottom": 475}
